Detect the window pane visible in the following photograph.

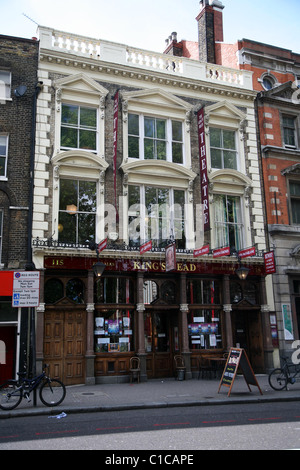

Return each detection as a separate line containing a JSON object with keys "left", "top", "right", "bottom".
{"left": 290, "top": 182, "right": 300, "bottom": 196}
{"left": 61, "top": 127, "right": 77, "bottom": 148}
{"left": 80, "top": 107, "right": 96, "bottom": 128}
{"left": 128, "top": 136, "right": 139, "bottom": 158}
{"left": 156, "top": 119, "right": 166, "bottom": 140}
{"left": 128, "top": 114, "right": 139, "bottom": 135}
{"left": 62, "top": 104, "right": 78, "bottom": 125}
{"left": 172, "top": 121, "right": 182, "bottom": 141}
{"left": 172, "top": 142, "right": 183, "bottom": 163}
{"left": 0, "top": 157, "right": 6, "bottom": 176}
{"left": 66, "top": 279, "right": 84, "bottom": 304}
{"left": 58, "top": 211, "right": 76, "bottom": 243}
{"left": 59, "top": 179, "right": 77, "bottom": 211}
{"left": 144, "top": 139, "right": 154, "bottom": 159}
{"left": 223, "top": 130, "right": 235, "bottom": 149}
{"left": 78, "top": 213, "right": 96, "bottom": 243}
{"left": 45, "top": 279, "right": 64, "bottom": 304}
{"left": 210, "top": 128, "right": 221, "bottom": 147}
{"left": 79, "top": 129, "right": 96, "bottom": 150}
{"left": 78, "top": 181, "right": 96, "bottom": 213}
{"left": 0, "top": 136, "right": 7, "bottom": 156}
{"left": 157, "top": 140, "right": 166, "bottom": 160}
{"left": 144, "top": 117, "right": 154, "bottom": 138}
{"left": 211, "top": 149, "right": 222, "bottom": 168}
{"left": 224, "top": 150, "right": 237, "bottom": 169}
{"left": 292, "top": 200, "right": 300, "bottom": 224}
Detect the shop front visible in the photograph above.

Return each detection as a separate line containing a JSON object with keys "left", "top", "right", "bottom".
{"left": 39, "top": 255, "right": 272, "bottom": 384}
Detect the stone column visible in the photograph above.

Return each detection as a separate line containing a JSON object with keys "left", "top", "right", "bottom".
{"left": 260, "top": 276, "right": 274, "bottom": 371}
{"left": 85, "top": 270, "right": 96, "bottom": 384}
{"left": 180, "top": 273, "right": 191, "bottom": 379}
{"left": 136, "top": 272, "right": 147, "bottom": 381}
{"left": 222, "top": 275, "right": 233, "bottom": 350}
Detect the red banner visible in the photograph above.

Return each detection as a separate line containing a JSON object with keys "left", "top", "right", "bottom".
{"left": 140, "top": 240, "right": 152, "bottom": 255}
{"left": 213, "top": 247, "right": 230, "bottom": 258}
{"left": 194, "top": 245, "right": 210, "bottom": 257}
{"left": 264, "top": 251, "right": 276, "bottom": 274}
{"left": 113, "top": 91, "right": 119, "bottom": 221}
{"left": 197, "top": 107, "right": 210, "bottom": 232}
{"left": 238, "top": 247, "right": 256, "bottom": 259}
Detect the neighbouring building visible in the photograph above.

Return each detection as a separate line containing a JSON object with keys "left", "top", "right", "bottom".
{"left": 0, "top": 34, "right": 39, "bottom": 382}
{"left": 31, "top": 8, "right": 274, "bottom": 385}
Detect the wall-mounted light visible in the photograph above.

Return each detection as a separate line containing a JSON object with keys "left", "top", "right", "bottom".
{"left": 88, "top": 241, "right": 106, "bottom": 278}
{"left": 235, "top": 265, "right": 250, "bottom": 281}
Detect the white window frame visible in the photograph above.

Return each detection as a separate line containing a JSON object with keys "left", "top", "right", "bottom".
{"left": 128, "top": 113, "right": 185, "bottom": 164}
{"left": 0, "top": 71, "right": 11, "bottom": 101}
{"left": 0, "top": 134, "right": 9, "bottom": 180}
{"left": 128, "top": 184, "right": 187, "bottom": 248}
{"left": 209, "top": 127, "right": 238, "bottom": 171}
{"left": 282, "top": 114, "right": 297, "bottom": 149}
{"left": 60, "top": 102, "right": 99, "bottom": 153}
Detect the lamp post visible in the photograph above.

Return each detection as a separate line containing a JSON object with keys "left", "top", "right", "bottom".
{"left": 88, "top": 242, "right": 106, "bottom": 278}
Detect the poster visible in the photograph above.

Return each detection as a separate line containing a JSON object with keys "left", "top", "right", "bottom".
{"left": 282, "top": 304, "right": 294, "bottom": 340}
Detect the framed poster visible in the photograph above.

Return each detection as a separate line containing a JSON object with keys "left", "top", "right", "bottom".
{"left": 165, "top": 243, "right": 176, "bottom": 272}
{"left": 282, "top": 304, "right": 294, "bottom": 340}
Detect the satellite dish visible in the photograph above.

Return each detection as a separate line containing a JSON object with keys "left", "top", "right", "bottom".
{"left": 14, "top": 85, "right": 27, "bottom": 97}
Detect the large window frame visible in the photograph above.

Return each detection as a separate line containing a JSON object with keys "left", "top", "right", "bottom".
{"left": 128, "top": 113, "right": 184, "bottom": 164}
{"left": 60, "top": 103, "right": 98, "bottom": 152}
{"left": 288, "top": 179, "right": 300, "bottom": 225}
{"left": 0, "top": 71, "right": 11, "bottom": 100}
{"left": 214, "top": 194, "right": 244, "bottom": 251}
{"left": 128, "top": 184, "right": 187, "bottom": 249}
{"left": 282, "top": 114, "right": 297, "bottom": 148}
{"left": 0, "top": 134, "right": 8, "bottom": 179}
{"left": 210, "top": 127, "right": 238, "bottom": 170}
{"left": 58, "top": 178, "right": 98, "bottom": 244}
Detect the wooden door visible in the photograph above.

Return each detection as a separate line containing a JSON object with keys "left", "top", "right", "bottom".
{"left": 44, "top": 309, "right": 86, "bottom": 385}
{"left": 232, "top": 310, "right": 264, "bottom": 373}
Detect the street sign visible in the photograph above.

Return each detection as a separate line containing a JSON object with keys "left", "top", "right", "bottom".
{"left": 12, "top": 271, "right": 40, "bottom": 308}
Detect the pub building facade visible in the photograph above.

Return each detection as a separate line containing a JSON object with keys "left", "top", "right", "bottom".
{"left": 31, "top": 24, "right": 273, "bottom": 385}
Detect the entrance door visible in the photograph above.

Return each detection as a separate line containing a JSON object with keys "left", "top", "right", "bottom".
{"left": 232, "top": 311, "right": 264, "bottom": 373}
{"left": 44, "top": 310, "right": 86, "bottom": 385}
{"left": 145, "top": 311, "right": 177, "bottom": 378}
{"left": 0, "top": 327, "right": 16, "bottom": 383}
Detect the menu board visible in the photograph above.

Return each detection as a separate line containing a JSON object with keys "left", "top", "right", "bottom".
{"left": 218, "top": 348, "right": 263, "bottom": 397}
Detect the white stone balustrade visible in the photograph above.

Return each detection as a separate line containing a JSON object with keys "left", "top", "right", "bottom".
{"left": 38, "top": 26, "right": 253, "bottom": 90}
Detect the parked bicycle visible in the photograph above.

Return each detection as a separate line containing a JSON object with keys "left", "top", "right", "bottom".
{"left": 268, "top": 356, "right": 300, "bottom": 391}
{"left": 0, "top": 364, "right": 66, "bottom": 410}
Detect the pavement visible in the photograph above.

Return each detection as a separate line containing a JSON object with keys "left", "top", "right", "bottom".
{"left": 1, "top": 374, "right": 300, "bottom": 419}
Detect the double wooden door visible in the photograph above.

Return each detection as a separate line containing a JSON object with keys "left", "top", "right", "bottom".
{"left": 44, "top": 309, "right": 86, "bottom": 385}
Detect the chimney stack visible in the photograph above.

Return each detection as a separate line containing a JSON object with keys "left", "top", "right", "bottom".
{"left": 196, "top": 0, "right": 224, "bottom": 64}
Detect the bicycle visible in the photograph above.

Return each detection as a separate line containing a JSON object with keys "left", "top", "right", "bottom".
{"left": 0, "top": 364, "right": 66, "bottom": 410}
{"left": 268, "top": 356, "right": 300, "bottom": 391}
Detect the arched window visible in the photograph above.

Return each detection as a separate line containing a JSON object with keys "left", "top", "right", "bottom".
{"left": 66, "top": 279, "right": 85, "bottom": 304}
{"left": 45, "top": 279, "right": 64, "bottom": 304}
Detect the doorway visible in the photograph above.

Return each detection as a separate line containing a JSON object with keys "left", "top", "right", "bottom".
{"left": 144, "top": 310, "right": 178, "bottom": 378}
{"left": 232, "top": 310, "right": 264, "bottom": 372}
{"left": 44, "top": 309, "right": 86, "bottom": 385}
{"left": 0, "top": 326, "right": 16, "bottom": 383}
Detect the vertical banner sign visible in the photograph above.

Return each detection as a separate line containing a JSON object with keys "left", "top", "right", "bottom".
{"left": 165, "top": 244, "right": 176, "bottom": 272}
{"left": 197, "top": 107, "right": 210, "bottom": 232}
{"left": 264, "top": 251, "right": 276, "bottom": 274}
{"left": 113, "top": 91, "right": 119, "bottom": 222}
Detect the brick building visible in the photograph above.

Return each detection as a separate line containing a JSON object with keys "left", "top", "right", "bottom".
{"left": 0, "top": 35, "right": 39, "bottom": 381}
{"left": 167, "top": 0, "right": 300, "bottom": 364}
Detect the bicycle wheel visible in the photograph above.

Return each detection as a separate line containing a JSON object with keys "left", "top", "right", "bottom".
{"left": 268, "top": 368, "right": 288, "bottom": 390}
{"left": 0, "top": 381, "right": 23, "bottom": 410}
{"left": 39, "top": 379, "right": 66, "bottom": 407}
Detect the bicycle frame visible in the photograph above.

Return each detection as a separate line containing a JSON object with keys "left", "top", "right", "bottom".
{"left": 20, "top": 372, "right": 47, "bottom": 393}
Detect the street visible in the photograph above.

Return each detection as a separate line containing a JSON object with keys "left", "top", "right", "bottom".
{"left": 1, "top": 401, "right": 300, "bottom": 451}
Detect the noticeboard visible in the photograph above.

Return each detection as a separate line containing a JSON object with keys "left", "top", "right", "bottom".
{"left": 218, "top": 348, "right": 263, "bottom": 397}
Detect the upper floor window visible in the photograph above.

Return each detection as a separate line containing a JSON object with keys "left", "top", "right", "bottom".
{"left": 214, "top": 194, "right": 243, "bottom": 251}
{"left": 283, "top": 115, "right": 297, "bottom": 148}
{"left": 58, "top": 178, "right": 97, "bottom": 244}
{"left": 0, "top": 71, "right": 11, "bottom": 100}
{"left": 128, "top": 184, "right": 186, "bottom": 249}
{"left": 128, "top": 113, "right": 183, "bottom": 164}
{"left": 61, "top": 104, "right": 97, "bottom": 151}
{"left": 0, "top": 135, "right": 8, "bottom": 178}
{"left": 289, "top": 180, "right": 300, "bottom": 224}
{"left": 210, "top": 127, "right": 237, "bottom": 170}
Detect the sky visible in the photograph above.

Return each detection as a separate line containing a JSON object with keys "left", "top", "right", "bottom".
{"left": 1, "top": 0, "right": 300, "bottom": 54}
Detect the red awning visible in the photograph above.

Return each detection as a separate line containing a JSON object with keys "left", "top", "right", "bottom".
{"left": 0, "top": 271, "right": 14, "bottom": 296}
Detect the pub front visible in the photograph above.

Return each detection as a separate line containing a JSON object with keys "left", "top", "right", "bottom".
{"left": 35, "top": 252, "right": 272, "bottom": 385}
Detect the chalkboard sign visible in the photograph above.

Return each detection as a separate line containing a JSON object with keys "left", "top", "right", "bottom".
{"left": 218, "top": 348, "right": 263, "bottom": 397}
